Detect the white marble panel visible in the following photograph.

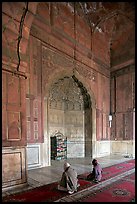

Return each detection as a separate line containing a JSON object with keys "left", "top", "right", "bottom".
{"left": 67, "top": 141, "right": 84, "bottom": 158}
{"left": 96, "top": 141, "right": 111, "bottom": 157}
{"left": 27, "top": 144, "right": 41, "bottom": 169}
{"left": 111, "top": 140, "right": 135, "bottom": 157}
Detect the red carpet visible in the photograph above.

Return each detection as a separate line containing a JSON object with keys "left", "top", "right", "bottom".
{"left": 2, "top": 179, "right": 92, "bottom": 202}
{"left": 78, "top": 172, "right": 135, "bottom": 202}
{"left": 2, "top": 159, "right": 135, "bottom": 202}
{"left": 78, "top": 159, "right": 135, "bottom": 181}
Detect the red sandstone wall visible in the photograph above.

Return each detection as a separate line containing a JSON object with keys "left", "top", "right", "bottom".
{"left": 2, "top": 1, "right": 135, "bottom": 190}
{"left": 2, "top": 72, "right": 26, "bottom": 147}
{"left": 28, "top": 2, "right": 110, "bottom": 143}
{"left": 2, "top": 2, "right": 135, "bottom": 147}
{"left": 26, "top": 36, "right": 43, "bottom": 143}
{"left": 2, "top": 2, "right": 37, "bottom": 147}
{"left": 111, "top": 26, "right": 135, "bottom": 67}
{"left": 110, "top": 66, "right": 135, "bottom": 140}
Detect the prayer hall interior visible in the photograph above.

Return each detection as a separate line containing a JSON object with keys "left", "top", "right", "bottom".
{"left": 2, "top": 2, "right": 135, "bottom": 193}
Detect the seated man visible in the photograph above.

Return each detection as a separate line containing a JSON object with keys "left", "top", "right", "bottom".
{"left": 58, "top": 162, "right": 80, "bottom": 194}
{"left": 87, "top": 159, "right": 102, "bottom": 183}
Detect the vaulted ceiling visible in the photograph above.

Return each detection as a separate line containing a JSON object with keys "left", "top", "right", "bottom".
{"left": 2, "top": 2, "right": 135, "bottom": 71}
{"left": 64, "top": 2, "right": 135, "bottom": 67}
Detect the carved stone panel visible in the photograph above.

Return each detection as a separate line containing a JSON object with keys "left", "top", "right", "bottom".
{"left": 116, "top": 72, "right": 133, "bottom": 112}
{"left": 26, "top": 98, "right": 30, "bottom": 117}
{"left": 2, "top": 147, "right": 27, "bottom": 188}
{"left": 33, "top": 99, "right": 38, "bottom": 118}
{"left": 29, "top": 36, "right": 42, "bottom": 97}
{"left": 76, "top": 63, "right": 97, "bottom": 82}
{"left": 102, "top": 113, "right": 108, "bottom": 140}
{"left": 49, "top": 77, "right": 84, "bottom": 110}
{"left": 42, "top": 46, "right": 73, "bottom": 88}
{"left": 96, "top": 109, "right": 103, "bottom": 141}
{"left": 3, "top": 152, "right": 22, "bottom": 183}
{"left": 116, "top": 113, "right": 124, "bottom": 140}
{"left": 26, "top": 97, "right": 43, "bottom": 143}
{"left": 6, "top": 74, "right": 21, "bottom": 106}
{"left": 123, "top": 111, "right": 133, "bottom": 140}
{"left": 34, "top": 121, "right": 38, "bottom": 140}
{"left": 2, "top": 71, "right": 26, "bottom": 147}
{"left": 27, "top": 121, "right": 31, "bottom": 141}
{"left": 7, "top": 111, "right": 21, "bottom": 141}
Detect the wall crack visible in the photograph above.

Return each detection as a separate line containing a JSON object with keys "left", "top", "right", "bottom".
{"left": 17, "top": 2, "right": 29, "bottom": 71}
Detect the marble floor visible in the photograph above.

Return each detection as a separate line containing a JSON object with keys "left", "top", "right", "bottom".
{"left": 2, "top": 154, "right": 134, "bottom": 200}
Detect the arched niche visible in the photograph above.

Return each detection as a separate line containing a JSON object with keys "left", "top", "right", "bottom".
{"left": 42, "top": 71, "right": 97, "bottom": 165}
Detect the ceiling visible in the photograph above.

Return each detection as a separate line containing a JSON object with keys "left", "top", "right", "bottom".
{"left": 65, "top": 2, "right": 135, "bottom": 64}
{"left": 68, "top": 2, "right": 135, "bottom": 34}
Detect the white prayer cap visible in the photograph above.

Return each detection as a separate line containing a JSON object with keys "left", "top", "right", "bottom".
{"left": 64, "top": 162, "right": 70, "bottom": 170}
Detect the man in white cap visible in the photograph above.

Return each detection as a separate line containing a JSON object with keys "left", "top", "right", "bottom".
{"left": 57, "top": 162, "right": 80, "bottom": 194}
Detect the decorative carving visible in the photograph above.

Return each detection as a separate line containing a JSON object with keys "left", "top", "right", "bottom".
{"left": 27, "top": 121, "right": 31, "bottom": 140}
{"left": 49, "top": 77, "right": 84, "bottom": 111}
{"left": 42, "top": 47, "right": 73, "bottom": 69}
{"left": 34, "top": 122, "right": 38, "bottom": 140}
{"left": 34, "top": 132, "right": 38, "bottom": 140}
{"left": 7, "top": 111, "right": 21, "bottom": 141}
{"left": 47, "top": 55, "right": 54, "bottom": 67}
{"left": 34, "top": 122, "right": 38, "bottom": 131}
{"left": 33, "top": 99, "right": 38, "bottom": 118}
{"left": 76, "top": 63, "right": 96, "bottom": 81}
